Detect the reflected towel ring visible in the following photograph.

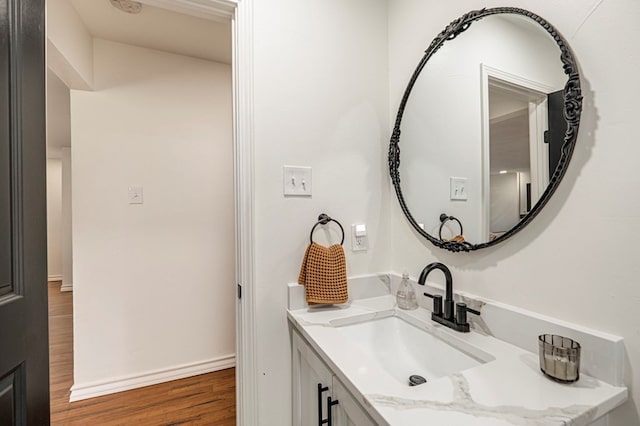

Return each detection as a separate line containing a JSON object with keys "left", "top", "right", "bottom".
{"left": 439, "top": 213, "right": 463, "bottom": 241}
{"left": 310, "top": 213, "right": 345, "bottom": 245}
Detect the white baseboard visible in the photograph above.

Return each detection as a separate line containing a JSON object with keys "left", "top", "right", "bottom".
{"left": 69, "top": 354, "right": 235, "bottom": 402}
{"left": 60, "top": 282, "right": 73, "bottom": 292}
{"left": 48, "top": 275, "right": 63, "bottom": 282}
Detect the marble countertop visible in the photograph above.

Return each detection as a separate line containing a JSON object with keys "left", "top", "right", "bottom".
{"left": 288, "top": 295, "right": 627, "bottom": 426}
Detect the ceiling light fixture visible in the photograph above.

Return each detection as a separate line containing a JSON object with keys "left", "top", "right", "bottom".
{"left": 109, "top": 0, "right": 143, "bottom": 14}
{"left": 499, "top": 170, "right": 508, "bottom": 174}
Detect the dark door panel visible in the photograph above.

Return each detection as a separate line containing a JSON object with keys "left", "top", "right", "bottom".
{"left": 547, "top": 90, "right": 566, "bottom": 180}
{"left": 0, "top": 366, "right": 25, "bottom": 424}
{"left": 0, "top": 0, "right": 49, "bottom": 424}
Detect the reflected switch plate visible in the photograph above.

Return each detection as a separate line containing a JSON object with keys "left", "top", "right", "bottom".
{"left": 450, "top": 177, "right": 468, "bottom": 201}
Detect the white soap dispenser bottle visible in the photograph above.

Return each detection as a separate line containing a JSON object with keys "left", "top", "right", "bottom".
{"left": 396, "top": 272, "right": 418, "bottom": 310}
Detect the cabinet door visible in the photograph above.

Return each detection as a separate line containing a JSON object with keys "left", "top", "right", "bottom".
{"left": 292, "top": 330, "right": 334, "bottom": 426}
{"left": 331, "top": 377, "right": 376, "bottom": 426}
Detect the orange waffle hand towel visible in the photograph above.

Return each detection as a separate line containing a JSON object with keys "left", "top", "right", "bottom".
{"left": 298, "top": 242, "right": 348, "bottom": 305}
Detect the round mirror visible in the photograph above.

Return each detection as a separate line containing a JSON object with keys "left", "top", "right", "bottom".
{"left": 389, "top": 8, "right": 582, "bottom": 252}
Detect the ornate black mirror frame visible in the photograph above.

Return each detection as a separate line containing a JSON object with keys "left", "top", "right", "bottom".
{"left": 388, "top": 7, "right": 582, "bottom": 253}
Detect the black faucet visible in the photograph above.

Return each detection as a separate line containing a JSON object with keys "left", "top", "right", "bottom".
{"left": 417, "top": 262, "right": 477, "bottom": 333}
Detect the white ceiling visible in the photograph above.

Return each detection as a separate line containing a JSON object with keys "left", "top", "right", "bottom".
{"left": 70, "top": 0, "right": 231, "bottom": 64}
{"left": 489, "top": 86, "right": 528, "bottom": 120}
{"left": 47, "top": 0, "right": 232, "bottom": 153}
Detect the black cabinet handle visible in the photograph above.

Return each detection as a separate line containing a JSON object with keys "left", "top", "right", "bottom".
{"left": 317, "top": 383, "right": 329, "bottom": 426}
{"left": 327, "top": 396, "right": 339, "bottom": 426}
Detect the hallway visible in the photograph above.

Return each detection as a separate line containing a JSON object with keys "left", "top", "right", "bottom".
{"left": 48, "top": 282, "right": 236, "bottom": 425}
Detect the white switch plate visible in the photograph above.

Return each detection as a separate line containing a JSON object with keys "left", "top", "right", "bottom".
{"left": 351, "top": 224, "right": 368, "bottom": 251}
{"left": 450, "top": 177, "right": 468, "bottom": 201}
{"left": 128, "top": 185, "right": 143, "bottom": 204}
{"left": 283, "top": 166, "right": 312, "bottom": 196}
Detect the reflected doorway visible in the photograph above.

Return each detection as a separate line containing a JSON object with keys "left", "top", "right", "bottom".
{"left": 482, "top": 67, "right": 563, "bottom": 241}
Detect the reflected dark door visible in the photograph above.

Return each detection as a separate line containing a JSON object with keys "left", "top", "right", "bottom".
{"left": 547, "top": 90, "right": 567, "bottom": 180}
{"left": 0, "top": 0, "right": 49, "bottom": 424}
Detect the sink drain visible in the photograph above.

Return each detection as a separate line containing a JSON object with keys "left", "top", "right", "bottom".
{"left": 409, "top": 375, "right": 427, "bottom": 386}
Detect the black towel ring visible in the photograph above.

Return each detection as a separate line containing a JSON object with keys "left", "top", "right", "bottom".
{"left": 439, "top": 213, "right": 463, "bottom": 241}
{"left": 310, "top": 213, "right": 345, "bottom": 245}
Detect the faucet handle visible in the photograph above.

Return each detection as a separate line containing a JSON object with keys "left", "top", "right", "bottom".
{"left": 456, "top": 302, "right": 468, "bottom": 326}
{"left": 433, "top": 295, "right": 442, "bottom": 316}
{"left": 423, "top": 292, "right": 443, "bottom": 316}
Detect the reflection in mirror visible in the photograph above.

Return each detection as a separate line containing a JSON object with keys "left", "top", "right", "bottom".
{"left": 489, "top": 84, "right": 532, "bottom": 239}
{"left": 396, "top": 11, "right": 574, "bottom": 248}
{"left": 485, "top": 73, "right": 566, "bottom": 241}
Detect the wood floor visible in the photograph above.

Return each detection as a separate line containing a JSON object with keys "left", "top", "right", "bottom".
{"left": 48, "top": 281, "right": 236, "bottom": 425}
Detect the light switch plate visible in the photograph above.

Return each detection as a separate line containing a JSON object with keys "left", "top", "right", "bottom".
{"left": 128, "top": 186, "right": 143, "bottom": 204}
{"left": 283, "top": 166, "right": 312, "bottom": 196}
{"left": 450, "top": 177, "right": 468, "bottom": 201}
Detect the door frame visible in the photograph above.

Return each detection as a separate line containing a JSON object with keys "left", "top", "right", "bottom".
{"left": 480, "top": 64, "right": 554, "bottom": 241}
{"left": 136, "top": 1, "right": 257, "bottom": 424}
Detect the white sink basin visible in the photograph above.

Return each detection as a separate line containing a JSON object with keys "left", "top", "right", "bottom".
{"left": 335, "top": 316, "right": 489, "bottom": 385}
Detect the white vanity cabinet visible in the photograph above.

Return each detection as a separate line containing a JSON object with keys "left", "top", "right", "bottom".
{"left": 288, "top": 288, "right": 628, "bottom": 425}
{"left": 292, "top": 330, "right": 376, "bottom": 426}
{"left": 331, "top": 376, "right": 376, "bottom": 426}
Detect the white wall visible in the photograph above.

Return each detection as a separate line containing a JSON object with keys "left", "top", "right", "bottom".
{"left": 252, "top": 0, "right": 390, "bottom": 423}
{"left": 388, "top": 1, "right": 640, "bottom": 424}
{"left": 490, "top": 172, "right": 519, "bottom": 233}
{"left": 46, "top": 158, "right": 63, "bottom": 279}
{"left": 70, "top": 39, "right": 234, "bottom": 390}
{"left": 61, "top": 147, "right": 73, "bottom": 291}
{"left": 46, "top": 67, "right": 72, "bottom": 286}
{"left": 46, "top": 69, "right": 72, "bottom": 150}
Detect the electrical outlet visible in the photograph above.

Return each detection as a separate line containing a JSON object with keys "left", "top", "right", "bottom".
{"left": 283, "top": 166, "right": 312, "bottom": 196}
